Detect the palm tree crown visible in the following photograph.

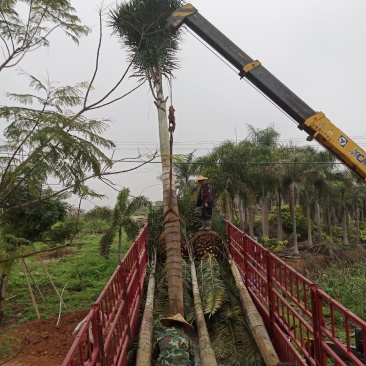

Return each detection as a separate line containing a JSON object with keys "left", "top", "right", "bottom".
{"left": 109, "top": 0, "right": 184, "bottom": 79}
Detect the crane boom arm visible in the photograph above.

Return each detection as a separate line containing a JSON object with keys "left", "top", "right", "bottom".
{"left": 167, "top": 4, "right": 366, "bottom": 181}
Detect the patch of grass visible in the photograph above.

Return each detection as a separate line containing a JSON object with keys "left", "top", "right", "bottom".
{"left": 4, "top": 232, "right": 133, "bottom": 324}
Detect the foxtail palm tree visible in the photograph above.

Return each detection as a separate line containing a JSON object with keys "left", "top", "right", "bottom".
{"left": 109, "top": 0, "right": 185, "bottom": 314}
{"left": 99, "top": 187, "right": 149, "bottom": 261}
{"left": 173, "top": 151, "right": 198, "bottom": 196}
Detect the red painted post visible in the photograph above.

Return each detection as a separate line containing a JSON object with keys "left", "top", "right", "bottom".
{"left": 310, "top": 285, "right": 326, "bottom": 366}
{"left": 226, "top": 221, "right": 231, "bottom": 255}
{"left": 121, "top": 265, "right": 132, "bottom": 339}
{"left": 266, "top": 251, "right": 275, "bottom": 339}
{"left": 242, "top": 230, "right": 249, "bottom": 287}
{"left": 134, "top": 241, "right": 142, "bottom": 297}
{"left": 91, "top": 304, "right": 106, "bottom": 366}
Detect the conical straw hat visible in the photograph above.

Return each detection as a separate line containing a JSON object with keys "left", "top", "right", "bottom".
{"left": 160, "top": 313, "right": 194, "bottom": 332}
{"left": 196, "top": 175, "right": 208, "bottom": 181}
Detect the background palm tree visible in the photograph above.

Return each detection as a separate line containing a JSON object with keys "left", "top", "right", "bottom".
{"left": 279, "top": 144, "right": 307, "bottom": 255}
{"left": 246, "top": 124, "right": 280, "bottom": 238}
{"left": 173, "top": 151, "right": 198, "bottom": 196}
{"left": 109, "top": 0, "right": 185, "bottom": 315}
{"left": 99, "top": 187, "right": 149, "bottom": 261}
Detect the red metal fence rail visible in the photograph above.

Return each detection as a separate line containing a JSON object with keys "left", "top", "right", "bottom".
{"left": 226, "top": 221, "right": 366, "bottom": 366}
{"left": 62, "top": 225, "right": 148, "bottom": 366}
{"left": 63, "top": 222, "right": 366, "bottom": 366}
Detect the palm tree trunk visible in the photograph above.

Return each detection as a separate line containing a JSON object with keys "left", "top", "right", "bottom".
{"left": 356, "top": 203, "right": 360, "bottom": 237}
{"left": 290, "top": 182, "right": 299, "bottom": 255}
{"left": 342, "top": 206, "right": 349, "bottom": 246}
{"left": 307, "top": 204, "right": 313, "bottom": 248}
{"left": 136, "top": 252, "right": 157, "bottom": 366}
{"left": 190, "top": 258, "right": 217, "bottom": 366}
{"left": 229, "top": 258, "right": 281, "bottom": 366}
{"left": 315, "top": 200, "right": 322, "bottom": 245}
{"left": 276, "top": 188, "right": 283, "bottom": 241}
{"left": 248, "top": 194, "right": 255, "bottom": 238}
{"left": 248, "top": 205, "right": 255, "bottom": 238}
{"left": 238, "top": 196, "right": 245, "bottom": 231}
{"left": 154, "top": 70, "right": 184, "bottom": 315}
{"left": 326, "top": 199, "right": 334, "bottom": 245}
{"left": 244, "top": 204, "right": 248, "bottom": 231}
{"left": 261, "top": 196, "right": 269, "bottom": 238}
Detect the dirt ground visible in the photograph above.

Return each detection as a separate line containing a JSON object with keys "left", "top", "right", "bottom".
{"left": 1, "top": 309, "right": 89, "bottom": 366}
{"left": 1, "top": 246, "right": 365, "bottom": 366}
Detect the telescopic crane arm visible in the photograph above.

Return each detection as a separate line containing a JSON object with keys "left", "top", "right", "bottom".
{"left": 167, "top": 4, "right": 366, "bottom": 181}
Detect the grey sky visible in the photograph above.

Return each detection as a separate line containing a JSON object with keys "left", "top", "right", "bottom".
{"left": 1, "top": 0, "right": 365, "bottom": 209}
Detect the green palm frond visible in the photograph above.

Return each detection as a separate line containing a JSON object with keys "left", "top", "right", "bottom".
{"left": 196, "top": 256, "right": 225, "bottom": 317}
{"left": 211, "top": 311, "right": 247, "bottom": 365}
{"left": 99, "top": 227, "right": 115, "bottom": 258}
{"left": 207, "top": 261, "right": 264, "bottom": 366}
{"left": 178, "top": 193, "right": 201, "bottom": 242}
{"left": 147, "top": 205, "right": 163, "bottom": 258}
{"left": 109, "top": 0, "right": 184, "bottom": 77}
{"left": 217, "top": 189, "right": 232, "bottom": 219}
{"left": 123, "top": 219, "right": 140, "bottom": 241}
{"left": 182, "top": 259, "right": 195, "bottom": 323}
{"left": 153, "top": 264, "right": 169, "bottom": 318}
{"left": 212, "top": 303, "right": 263, "bottom": 366}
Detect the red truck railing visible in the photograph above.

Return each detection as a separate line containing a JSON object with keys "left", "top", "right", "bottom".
{"left": 62, "top": 225, "right": 148, "bottom": 366}
{"left": 226, "top": 221, "right": 366, "bottom": 366}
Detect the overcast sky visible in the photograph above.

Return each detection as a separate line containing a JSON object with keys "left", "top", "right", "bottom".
{"left": 1, "top": 0, "right": 365, "bottom": 210}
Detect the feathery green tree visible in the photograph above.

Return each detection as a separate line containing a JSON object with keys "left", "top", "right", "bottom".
{"left": 0, "top": 75, "right": 115, "bottom": 220}
{"left": 0, "top": 0, "right": 89, "bottom": 72}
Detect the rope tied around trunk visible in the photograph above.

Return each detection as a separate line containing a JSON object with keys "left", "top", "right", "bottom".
{"left": 163, "top": 104, "right": 180, "bottom": 225}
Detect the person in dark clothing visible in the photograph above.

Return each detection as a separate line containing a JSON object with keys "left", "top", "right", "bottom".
{"left": 195, "top": 175, "right": 214, "bottom": 230}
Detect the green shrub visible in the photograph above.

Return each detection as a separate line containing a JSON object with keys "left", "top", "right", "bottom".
{"left": 269, "top": 205, "right": 307, "bottom": 239}
{"left": 46, "top": 217, "right": 82, "bottom": 244}
{"left": 360, "top": 229, "right": 366, "bottom": 243}
{"left": 259, "top": 237, "right": 287, "bottom": 253}
{"left": 347, "top": 224, "right": 359, "bottom": 244}
{"left": 253, "top": 217, "right": 262, "bottom": 236}
{"left": 331, "top": 226, "right": 343, "bottom": 239}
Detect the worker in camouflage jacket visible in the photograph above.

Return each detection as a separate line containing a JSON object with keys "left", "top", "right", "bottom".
{"left": 155, "top": 313, "right": 195, "bottom": 365}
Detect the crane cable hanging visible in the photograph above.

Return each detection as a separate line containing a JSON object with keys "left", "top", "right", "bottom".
{"left": 163, "top": 25, "right": 180, "bottom": 225}
{"left": 167, "top": 68, "right": 177, "bottom": 221}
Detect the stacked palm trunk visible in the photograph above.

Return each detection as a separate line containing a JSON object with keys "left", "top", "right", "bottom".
{"left": 140, "top": 203, "right": 266, "bottom": 365}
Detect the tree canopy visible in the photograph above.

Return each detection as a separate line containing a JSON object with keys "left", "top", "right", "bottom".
{"left": 109, "top": 0, "right": 184, "bottom": 79}
{"left": 0, "top": 0, "right": 90, "bottom": 72}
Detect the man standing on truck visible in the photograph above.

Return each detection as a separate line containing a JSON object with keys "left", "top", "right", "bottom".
{"left": 155, "top": 313, "right": 195, "bottom": 365}
{"left": 195, "top": 175, "right": 213, "bottom": 230}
